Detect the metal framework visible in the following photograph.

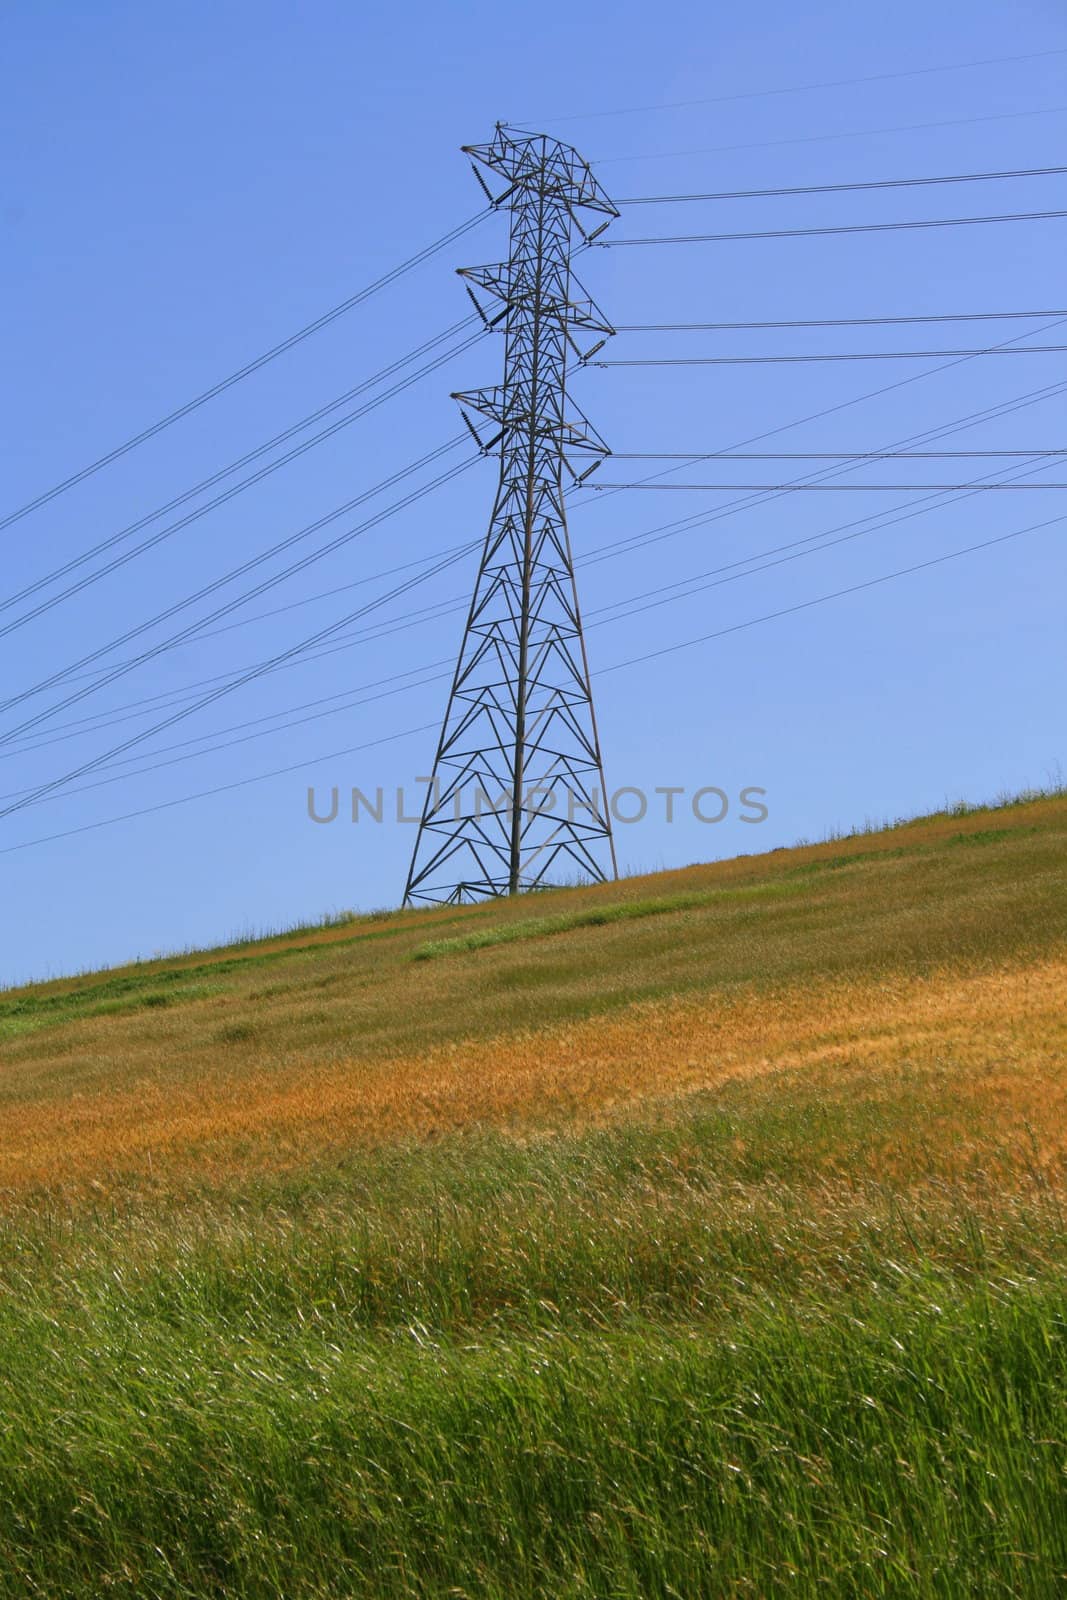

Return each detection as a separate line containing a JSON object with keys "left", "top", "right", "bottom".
{"left": 404, "top": 126, "right": 619, "bottom": 906}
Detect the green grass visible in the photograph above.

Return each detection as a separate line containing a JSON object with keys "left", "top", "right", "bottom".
{"left": 3, "top": 1275, "right": 1063, "bottom": 1599}
{"left": 0, "top": 976, "right": 225, "bottom": 1040}
{"left": 410, "top": 881, "right": 803, "bottom": 960}
{"left": 0, "top": 1096, "right": 1063, "bottom": 1598}
{"left": 1, "top": 792, "right": 1066, "bottom": 1596}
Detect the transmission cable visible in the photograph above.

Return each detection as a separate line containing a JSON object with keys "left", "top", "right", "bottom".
{"left": 18, "top": 316, "right": 1066, "bottom": 731}
{"left": 572, "top": 317, "right": 1067, "bottom": 512}
{"left": 0, "top": 449, "right": 479, "bottom": 748}
{"left": 1, "top": 313, "right": 482, "bottom": 624}
{"left": 44, "top": 330, "right": 1065, "bottom": 712}
{"left": 0, "top": 665, "right": 456, "bottom": 808}
{"left": 4, "top": 511, "right": 1061, "bottom": 855}
{"left": 600, "top": 211, "right": 1067, "bottom": 246}
{"left": 616, "top": 164, "right": 1067, "bottom": 204}
{"left": 5, "top": 452, "right": 1056, "bottom": 810}
{"left": 1, "top": 601, "right": 467, "bottom": 764}
{"left": 593, "top": 481, "right": 1067, "bottom": 491}
{"left": 586, "top": 458, "right": 1060, "bottom": 633}
{"left": 595, "top": 104, "right": 1067, "bottom": 166}
{"left": 11, "top": 370, "right": 1062, "bottom": 757}
{"left": 0, "top": 325, "right": 486, "bottom": 640}
{"left": 0, "top": 435, "right": 468, "bottom": 721}
{"left": 595, "top": 346, "right": 1067, "bottom": 365}
{"left": 0, "top": 525, "right": 480, "bottom": 821}
{"left": 614, "top": 310, "right": 1067, "bottom": 331}
{"left": 595, "top": 515, "right": 1064, "bottom": 680}
{"left": 8, "top": 380, "right": 1061, "bottom": 774}
{"left": 582, "top": 396, "right": 1067, "bottom": 569}
{"left": 609, "top": 450, "right": 1067, "bottom": 460}
{"left": 528, "top": 46, "right": 1067, "bottom": 123}
{"left": 0, "top": 208, "right": 490, "bottom": 536}
{"left": 574, "top": 324, "right": 1067, "bottom": 560}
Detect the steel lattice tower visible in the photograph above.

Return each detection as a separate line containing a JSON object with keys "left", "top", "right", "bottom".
{"left": 404, "top": 126, "right": 619, "bottom": 907}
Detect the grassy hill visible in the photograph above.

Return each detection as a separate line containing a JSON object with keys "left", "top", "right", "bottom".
{"left": 1, "top": 793, "right": 1065, "bottom": 1596}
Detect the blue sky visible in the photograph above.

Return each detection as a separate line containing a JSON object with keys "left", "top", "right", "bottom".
{"left": 1, "top": 0, "right": 1065, "bottom": 985}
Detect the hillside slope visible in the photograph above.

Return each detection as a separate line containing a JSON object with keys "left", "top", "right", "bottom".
{"left": 1, "top": 794, "right": 1065, "bottom": 1597}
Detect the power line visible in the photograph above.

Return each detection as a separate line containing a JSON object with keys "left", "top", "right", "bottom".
{"left": 575, "top": 338, "right": 1067, "bottom": 560}
{"left": 609, "top": 451, "right": 1067, "bottom": 460}
{"left": 45, "top": 329, "right": 1062, "bottom": 710}
{"left": 579, "top": 380, "right": 1067, "bottom": 564}
{"left": 596, "top": 516, "right": 1065, "bottom": 678}
{"left": 0, "top": 328, "right": 486, "bottom": 641}
{"left": 0, "top": 209, "right": 490, "bottom": 537}
{"left": 1, "top": 315, "right": 482, "bottom": 625}
{"left": 12, "top": 373, "right": 1063, "bottom": 760}
{"left": 13, "top": 329, "right": 1064, "bottom": 750}
{"left": 600, "top": 210, "right": 1067, "bottom": 246}
{"left": 0, "top": 665, "right": 456, "bottom": 807}
{"left": 615, "top": 310, "right": 1067, "bottom": 332}
{"left": 616, "top": 164, "right": 1067, "bottom": 204}
{"left": 4, "top": 512, "right": 1061, "bottom": 855}
{"left": 593, "top": 481, "right": 1067, "bottom": 491}
{"left": 0, "top": 721, "right": 444, "bottom": 857}
{"left": 595, "top": 104, "right": 1067, "bottom": 166}
{"left": 0, "top": 528, "right": 480, "bottom": 820}
{"left": 0, "top": 450, "right": 479, "bottom": 747}
{"left": 17, "top": 456, "right": 1052, "bottom": 807}
{"left": 595, "top": 346, "right": 1067, "bottom": 364}
{"left": 0, "top": 599, "right": 467, "bottom": 764}
{"left": 525, "top": 46, "right": 1067, "bottom": 123}
{"left": 10, "top": 377, "right": 1063, "bottom": 772}
{"left": 0, "top": 436, "right": 468, "bottom": 721}
{"left": 575, "top": 320, "right": 1067, "bottom": 511}
{"left": 584, "top": 460, "right": 1059, "bottom": 632}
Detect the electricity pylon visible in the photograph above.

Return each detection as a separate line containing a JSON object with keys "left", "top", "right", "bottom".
{"left": 404, "top": 126, "right": 619, "bottom": 906}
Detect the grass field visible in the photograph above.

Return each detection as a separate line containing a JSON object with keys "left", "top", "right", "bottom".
{"left": 1, "top": 794, "right": 1065, "bottom": 1596}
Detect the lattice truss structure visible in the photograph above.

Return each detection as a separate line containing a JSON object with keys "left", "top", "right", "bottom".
{"left": 404, "top": 126, "right": 620, "bottom": 906}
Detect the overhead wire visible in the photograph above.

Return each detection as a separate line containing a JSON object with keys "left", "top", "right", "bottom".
{"left": 0, "top": 720, "right": 445, "bottom": 857}
{"left": 608, "top": 450, "right": 1067, "bottom": 459}
{"left": 9, "top": 371, "right": 1064, "bottom": 759}
{"left": 614, "top": 310, "right": 1067, "bottom": 331}
{"left": 1, "top": 313, "right": 483, "bottom": 626}
{"left": 15, "top": 292, "right": 1060, "bottom": 738}
{"left": 592, "top": 481, "right": 1067, "bottom": 491}
{"left": 7, "top": 453, "right": 1056, "bottom": 809}
{"left": 600, "top": 210, "right": 1067, "bottom": 246}
{"left": 0, "top": 324, "right": 486, "bottom": 640}
{"left": 594, "top": 104, "right": 1067, "bottom": 165}
{"left": 4, "top": 509, "right": 1061, "bottom": 855}
{"left": 0, "top": 448, "right": 480, "bottom": 745}
{"left": 0, "top": 664, "right": 456, "bottom": 807}
{"left": 616, "top": 164, "right": 1067, "bottom": 203}
{"left": 0, "top": 523, "right": 481, "bottom": 820}
{"left": 0, "top": 208, "right": 491, "bottom": 536}
{"left": 8, "top": 109, "right": 1063, "bottom": 853}
{"left": 0, "top": 602, "right": 466, "bottom": 763}
{"left": 7, "top": 377, "right": 1063, "bottom": 780}
{"left": 583, "top": 462, "right": 1061, "bottom": 635}
{"left": 571, "top": 318, "right": 1067, "bottom": 512}
{"left": 572, "top": 316, "right": 1067, "bottom": 558}
{"left": 595, "top": 516, "right": 1065, "bottom": 680}
{"left": 595, "top": 345, "right": 1067, "bottom": 364}
{"left": 11, "top": 306, "right": 1064, "bottom": 747}
{"left": 525, "top": 46, "right": 1067, "bottom": 123}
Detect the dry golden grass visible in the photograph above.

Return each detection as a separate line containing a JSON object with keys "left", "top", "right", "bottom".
{"left": 2, "top": 793, "right": 1064, "bottom": 1201}
{"left": 2, "top": 949, "right": 1063, "bottom": 1193}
